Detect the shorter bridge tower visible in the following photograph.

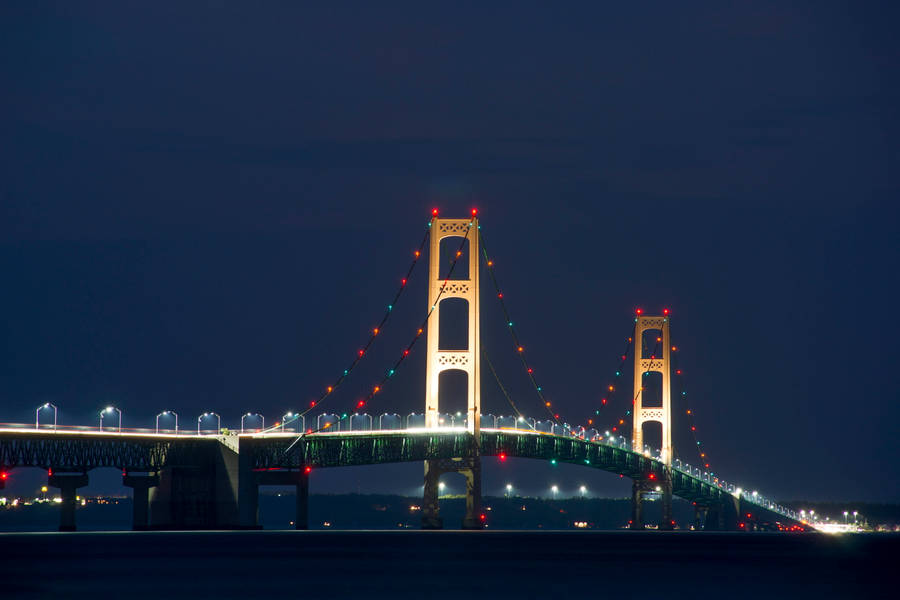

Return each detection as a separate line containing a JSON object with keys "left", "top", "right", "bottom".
{"left": 422, "top": 216, "right": 483, "bottom": 529}
{"left": 631, "top": 313, "right": 674, "bottom": 529}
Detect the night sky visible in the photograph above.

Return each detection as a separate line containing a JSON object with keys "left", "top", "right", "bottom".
{"left": 1, "top": 2, "right": 898, "bottom": 502}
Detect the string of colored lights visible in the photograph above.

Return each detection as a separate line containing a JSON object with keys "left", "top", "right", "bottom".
{"left": 286, "top": 211, "right": 477, "bottom": 444}
{"left": 482, "top": 348, "right": 536, "bottom": 430}
{"left": 286, "top": 222, "right": 433, "bottom": 426}
{"left": 586, "top": 329, "right": 635, "bottom": 430}
{"left": 671, "top": 347, "right": 710, "bottom": 470}
{"left": 478, "top": 229, "right": 560, "bottom": 424}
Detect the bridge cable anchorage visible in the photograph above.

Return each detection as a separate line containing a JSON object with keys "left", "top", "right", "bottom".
{"left": 482, "top": 348, "right": 537, "bottom": 432}
{"left": 284, "top": 214, "right": 478, "bottom": 451}
{"left": 671, "top": 346, "right": 710, "bottom": 470}
{"left": 478, "top": 229, "right": 560, "bottom": 424}
{"left": 585, "top": 325, "right": 636, "bottom": 431}
{"left": 278, "top": 221, "right": 432, "bottom": 438}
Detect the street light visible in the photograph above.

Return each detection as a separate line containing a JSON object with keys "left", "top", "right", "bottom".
{"left": 551, "top": 485, "right": 559, "bottom": 499}
{"left": 99, "top": 406, "right": 122, "bottom": 432}
{"left": 282, "top": 412, "right": 298, "bottom": 432}
{"left": 36, "top": 403, "right": 57, "bottom": 431}
{"left": 198, "top": 412, "right": 220, "bottom": 435}
{"left": 505, "top": 483, "right": 513, "bottom": 498}
{"left": 241, "top": 412, "right": 264, "bottom": 433}
{"left": 843, "top": 510, "right": 849, "bottom": 524}
{"left": 156, "top": 411, "right": 178, "bottom": 435}
{"left": 438, "top": 482, "right": 446, "bottom": 496}
{"left": 579, "top": 485, "right": 587, "bottom": 498}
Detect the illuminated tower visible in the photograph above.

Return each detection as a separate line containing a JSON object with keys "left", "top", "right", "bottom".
{"left": 631, "top": 312, "right": 673, "bottom": 529}
{"left": 422, "top": 215, "right": 482, "bottom": 529}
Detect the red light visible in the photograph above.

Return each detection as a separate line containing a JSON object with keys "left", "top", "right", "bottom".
{"left": 479, "top": 513, "right": 486, "bottom": 521}
{"left": 358, "top": 349, "right": 364, "bottom": 357}
{"left": 612, "top": 426, "right": 617, "bottom": 432}
{"left": 648, "top": 473, "right": 656, "bottom": 480}
{"left": 746, "top": 513, "right": 752, "bottom": 519}
{"left": 403, "top": 349, "right": 410, "bottom": 356}
{"left": 432, "top": 208, "right": 439, "bottom": 217}
{"left": 471, "top": 208, "right": 478, "bottom": 216}
{"left": 0, "top": 472, "right": 7, "bottom": 480}
{"left": 527, "top": 368, "right": 533, "bottom": 374}
{"left": 601, "top": 398, "right": 607, "bottom": 405}
{"left": 499, "top": 454, "right": 507, "bottom": 461}
{"left": 304, "top": 466, "right": 312, "bottom": 474}
{"left": 357, "top": 401, "right": 365, "bottom": 408}
{"left": 401, "top": 278, "right": 407, "bottom": 286}
{"left": 498, "top": 293, "right": 503, "bottom": 299}
{"left": 676, "top": 370, "right": 682, "bottom": 375}
{"left": 635, "top": 308, "right": 643, "bottom": 315}
{"left": 663, "top": 308, "right": 669, "bottom": 315}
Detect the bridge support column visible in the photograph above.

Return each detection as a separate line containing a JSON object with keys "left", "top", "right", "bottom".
{"left": 123, "top": 473, "right": 159, "bottom": 530}
{"left": 461, "top": 459, "right": 483, "bottom": 530}
{"left": 659, "top": 469, "right": 674, "bottom": 530}
{"left": 294, "top": 469, "right": 309, "bottom": 530}
{"left": 422, "top": 457, "right": 482, "bottom": 530}
{"left": 422, "top": 460, "right": 443, "bottom": 529}
{"left": 630, "top": 479, "right": 644, "bottom": 530}
{"left": 48, "top": 473, "right": 89, "bottom": 532}
{"left": 630, "top": 473, "right": 673, "bottom": 530}
{"left": 238, "top": 453, "right": 260, "bottom": 529}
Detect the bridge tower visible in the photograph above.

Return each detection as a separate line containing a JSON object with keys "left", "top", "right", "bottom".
{"left": 631, "top": 313, "right": 674, "bottom": 529}
{"left": 422, "top": 216, "right": 482, "bottom": 529}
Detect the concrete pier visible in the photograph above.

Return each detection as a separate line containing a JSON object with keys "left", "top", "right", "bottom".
{"left": 48, "top": 473, "right": 89, "bottom": 531}
{"left": 123, "top": 473, "right": 159, "bottom": 530}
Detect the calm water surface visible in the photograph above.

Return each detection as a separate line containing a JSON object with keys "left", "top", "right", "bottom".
{"left": 1, "top": 531, "right": 894, "bottom": 599}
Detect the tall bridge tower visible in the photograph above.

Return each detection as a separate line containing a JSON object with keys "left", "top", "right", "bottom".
{"left": 631, "top": 313, "right": 674, "bottom": 529}
{"left": 422, "top": 216, "right": 483, "bottom": 529}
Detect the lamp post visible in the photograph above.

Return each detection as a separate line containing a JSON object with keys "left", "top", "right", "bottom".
{"left": 579, "top": 485, "right": 587, "bottom": 498}
{"left": 505, "top": 483, "right": 513, "bottom": 498}
{"left": 198, "top": 412, "right": 220, "bottom": 435}
{"left": 36, "top": 403, "right": 57, "bottom": 431}
{"left": 99, "top": 406, "right": 122, "bottom": 432}
{"left": 551, "top": 485, "right": 559, "bottom": 499}
{"left": 438, "top": 482, "right": 446, "bottom": 497}
{"left": 281, "top": 412, "right": 296, "bottom": 432}
{"left": 156, "top": 411, "right": 178, "bottom": 435}
{"left": 241, "top": 413, "right": 264, "bottom": 433}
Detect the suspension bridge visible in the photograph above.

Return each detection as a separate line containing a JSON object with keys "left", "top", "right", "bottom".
{"left": 0, "top": 212, "right": 810, "bottom": 532}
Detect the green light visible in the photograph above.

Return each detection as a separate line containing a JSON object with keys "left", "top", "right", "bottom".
{"left": 550, "top": 459, "right": 557, "bottom": 465}
{"left": 615, "top": 371, "right": 620, "bottom": 376}
{"left": 388, "top": 369, "right": 395, "bottom": 376}
{"left": 595, "top": 410, "right": 600, "bottom": 415}
{"left": 537, "top": 386, "right": 542, "bottom": 391}
{"left": 344, "top": 370, "right": 349, "bottom": 376}
{"left": 341, "top": 413, "right": 347, "bottom": 419}
{"left": 388, "top": 304, "right": 393, "bottom": 311}
{"left": 508, "top": 322, "right": 514, "bottom": 327}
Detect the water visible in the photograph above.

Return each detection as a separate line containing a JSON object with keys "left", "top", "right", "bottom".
{"left": 1, "top": 530, "right": 894, "bottom": 599}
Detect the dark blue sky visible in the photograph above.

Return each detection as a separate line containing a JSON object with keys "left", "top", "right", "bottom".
{"left": 1, "top": 2, "right": 898, "bottom": 502}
